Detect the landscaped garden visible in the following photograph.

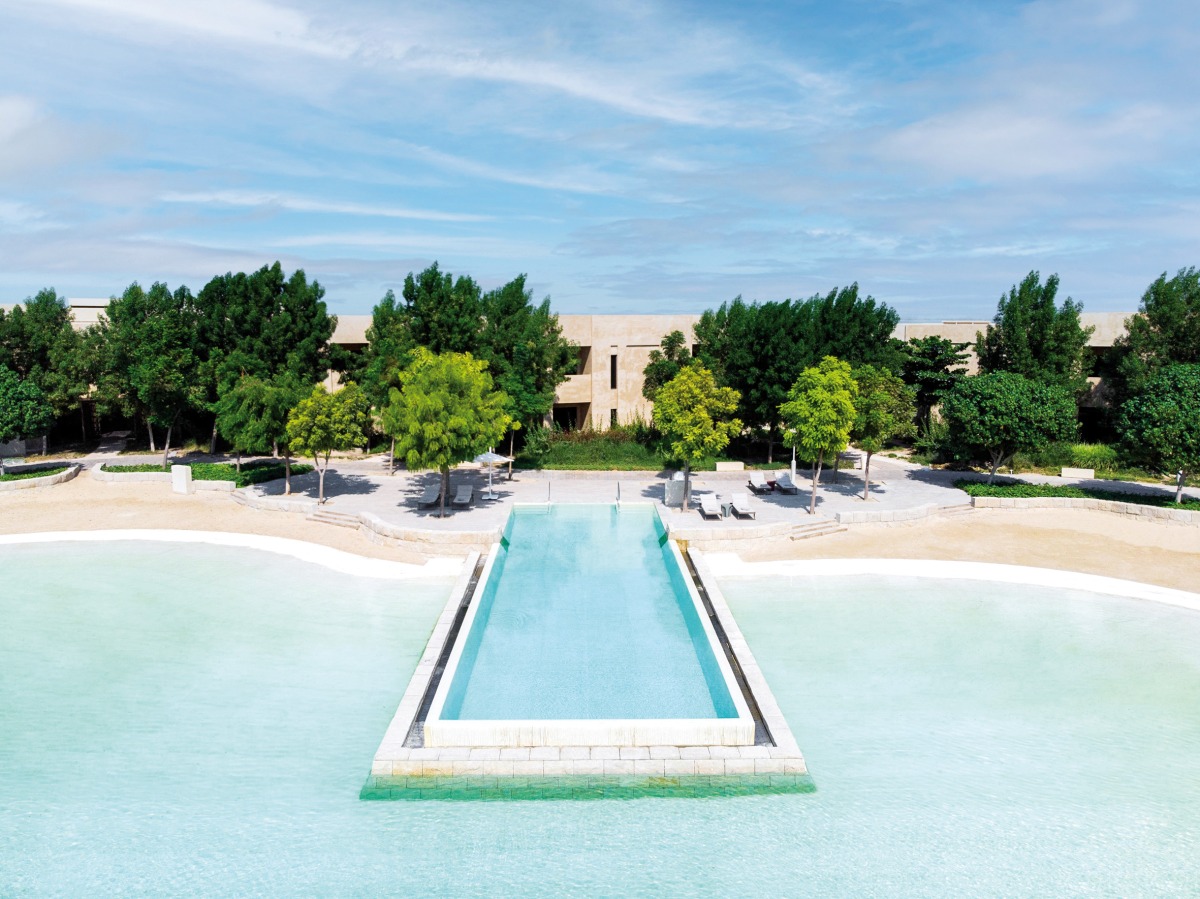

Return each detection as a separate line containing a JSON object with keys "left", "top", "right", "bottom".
{"left": 102, "top": 460, "right": 312, "bottom": 488}
{"left": 0, "top": 465, "right": 69, "bottom": 482}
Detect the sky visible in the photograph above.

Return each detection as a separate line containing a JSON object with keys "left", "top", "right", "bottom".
{"left": 0, "top": 0, "right": 1197, "bottom": 320}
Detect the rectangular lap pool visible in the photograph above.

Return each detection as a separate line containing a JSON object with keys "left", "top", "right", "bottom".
{"left": 422, "top": 504, "right": 754, "bottom": 747}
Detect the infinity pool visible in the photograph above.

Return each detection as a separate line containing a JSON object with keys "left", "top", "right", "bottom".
{"left": 3, "top": 543, "right": 1199, "bottom": 896}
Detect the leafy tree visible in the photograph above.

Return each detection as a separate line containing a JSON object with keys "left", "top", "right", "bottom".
{"left": 478, "top": 274, "right": 577, "bottom": 466}
{"left": 197, "top": 263, "right": 336, "bottom": 450}
{"left": 851, "top": 365, "right": 916, "bottom": 500}
{"left": 91, "top": 282, "right": 205, "bottom": 468}
{"left": 1114, "top": 267, "right": 1200, "bottom": 397}
{"left": 381, "top": 349, "right": 512, "bottom": 518}
{"left": 401, "top": 262, "right": 482, "bottom": 355}
{"left": 1117, "top": 365, "right": 1200, "bottom": 504}
{"left": 642, "top": 330, "right": 692, "bottom": 402}
{"left": 0, "top": 365, "right": 55, "bottom": 444}
{"left": 975, "top": 271, "right": 1094, "bottom": 395}
{"left": 779, "top": 356, "right": 858, "bottom": 514}
{"left": 285, "top": 382, "right": 370, "bottom": 503}
{"left": 693, "top": 287, "right": 903, "bottom": 460}
{"left": 940, "top": 372, "right": 1077, "bottom": 482}
{"left": 652, "top": 365, "right": 741, "bottom": 510}
{"left": 215, "top": 373, "right": 307, "bottom": 493}
{"left": 902, "top": 336, "right": 969, "bottom": 426}
{"left": 350, "top": 289, "right": 415, "bottom": 474}
{"left": 0, "top": 288, "right": 88, "bottom": 441}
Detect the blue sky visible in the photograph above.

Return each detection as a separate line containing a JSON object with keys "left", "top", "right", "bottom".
{"left": 0, "top": 0, "right": 1196, "bottom": 320}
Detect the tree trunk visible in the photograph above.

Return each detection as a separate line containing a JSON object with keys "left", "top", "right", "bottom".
{"left": 988, "top": 456, "right": 1001, "bottom": 484}
{"left": 80, "top": 405, "right": 87, "bottom": 444}
{"left": 316, "top": 453, "right": 327, "bottom": 503}
{"left": 809, "top": 450, "right": 824, "bottom": 515}
{"left": 863, "top": 452, "right": 873, "bottom": 501}
{"left": 766, "top": 431, "right": 774, "bottom": 464}
{"left": 41, "top": 434, "right": 47, "bottom": 456}
{"left": 273, "top": 439, "right": 279, "bottom": 459}
{"left": 1176, "top": 470, "right": 1186, "bottom": 505}
{"left": 209, "top": 421, "right": 218, "bottom": 455}
{"left": 439, "top": 465, "right": 449, "bottom": 519}
{"left": 235, "top": 450, "right": 242, "bottom": 474}
{"left": 147, "top": 420, "right": 156, "bottom": 453}
{"left": 161, "top": 419, "right": 174, "bottom": 470}
{"left": 284, "top": 451, "right": 292, "bottom": 496}
{"left": 833, "top": 453, "right": 840, "bottom": 484}
{"left": 508, "top": 430, "right": 515, "bottom": 481}
{"left": 683, "top": 460, "right": 691, "bottom": 510}
{"left": 388, "top": 437, "right": 395, "bottom": 476}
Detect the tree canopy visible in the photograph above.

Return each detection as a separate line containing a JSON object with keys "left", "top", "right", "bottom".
{"left": 215, "top": 372, "right": 307, "bottom": 491}
{"left": 381, "top": 349, "right": 512, "bottom": 518}
{"left": 850, "top": 365, "right": 916, "bottom": 500}
{"left": 975, "top": 271, "right": 1094, "bottom": 395}
{"left": 401, "top": 262, "right": 482, "bottom": 355}
{"left": 642, "top": 330, "right": 693, "bottom": 402}
{"left": 91, "top": 281, "right": 205, "bottom": 467}
{"left": 902, "top": 336, "right": 969, "bottom": 426}
{"left": 779, "top": 356, "right": 858, "bottom": 514}
{"left": 652, "top": 364, "right": 741, "bottom": 510}
{"left": 0, "top": 365, "right": 55, "bottom": 444}
{"left": 285, "top": 382, "right": 370, "bottom": 503}
{"left": 1114, "top": 267, "right": 1200, "bottom": 398}
{"left": 1116, "top": 364, "right": 1200, "bottom": 504}
{"left": 939, "top": 372, "right": 1077, "bottom": 482}
{"left": 0, "top": 288, "right": 87, "bottom": 425}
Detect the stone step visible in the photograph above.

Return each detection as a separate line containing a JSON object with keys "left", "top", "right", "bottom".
{"left": 308, "top": 509, "right": 362, "bottom": 529}
{"left": 937, "top": 503, "right": 975, "bottom": 516}
{"left": 787, "top": 520, "right": 846, "bottom": 541}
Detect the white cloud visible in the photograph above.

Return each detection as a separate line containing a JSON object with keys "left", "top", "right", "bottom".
{"left": 159, "top": 190, "right": 491, "bottom": 222}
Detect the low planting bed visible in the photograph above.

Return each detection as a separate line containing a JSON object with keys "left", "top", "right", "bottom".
{"left": 0, "top": 465, "right": 69, "bottom": 482}
{"left": 956, "top": 479, "right": 1200, "bottom": 510}
{"left": 102, "top": 460, "right": 313, "bottom": 488}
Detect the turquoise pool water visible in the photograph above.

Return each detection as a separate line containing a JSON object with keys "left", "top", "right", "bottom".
{"left": 440, "top": 504, "right": 736, "bottom": 720}
{"left": 3, "top": 546, "right": 1199, "bottom": 896}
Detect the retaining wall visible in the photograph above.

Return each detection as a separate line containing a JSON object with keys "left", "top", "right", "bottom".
{"left": 0, "top": 463, "right": 81, "bottom": 491}
{"left": 970, "top": 495, "right": 1198, "bottom": 525}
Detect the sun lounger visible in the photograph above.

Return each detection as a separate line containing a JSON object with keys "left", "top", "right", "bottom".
{"left": 775, "top": 473, "right": 800, "bottom": 494}
{"left": 452, "top": 484, "right": 474, "bottom": 508}
{"left": 730, "top": 492, "right": 756, "bottom": 519}
{"left": 698, "top": 494, "right": 723, "bottom": 519}
{"left": 747, "top": 471, "right": 773, "bottom": 494}
{"left": 417, "top": 484, "right": 441, "bottom": 508}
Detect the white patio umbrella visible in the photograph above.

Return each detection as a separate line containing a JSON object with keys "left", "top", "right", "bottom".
{"left": 473, "top": 449, "right": 513, "bottom": 500}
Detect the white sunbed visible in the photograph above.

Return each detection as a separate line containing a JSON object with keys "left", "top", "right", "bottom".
{"left": 698, "top": 494, "right": 724, "bottom": 519}
{"left": 730, "top": 492, "right": 756, "bottom": 519}
{"left": 451, "top": 484, "right": 474, "bottom": 508}
{"left": 775, "top": 473, "right": 800, "bottom": 495}
{"left": 747, "top": 471, "right": 773, "bottom": 494}
{"left": 416, "top": 484, "right": 441, "bottom": 508}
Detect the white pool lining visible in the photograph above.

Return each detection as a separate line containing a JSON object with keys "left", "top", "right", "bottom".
{"left": 0, "top": 529, "right": 465, "bottom": 580}
{"left": 702, "top": 554, "right": 1200, "bottom": 612}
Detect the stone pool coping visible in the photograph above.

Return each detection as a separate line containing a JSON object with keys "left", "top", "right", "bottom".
{"left": 702, "top": 555, "right": 1200, "bottom": 612}
{"left": 0, "top": 529, "right": 464, "bottom": 580}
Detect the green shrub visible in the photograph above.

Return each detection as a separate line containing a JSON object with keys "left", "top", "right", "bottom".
{"left": 954, "top": 479, "right": 1199, "bottom": 508}
{"left": 103, "top": 460, "right": 312, "bottom": 488}
{"left": 1070, "top": 443, "right": 1119, "bottom": 473}
{"left": 0, "top": 465, "right": 68, "bottom": 482}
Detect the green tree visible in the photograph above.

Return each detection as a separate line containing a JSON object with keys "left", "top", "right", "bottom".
{"left": 1116, "top": 365, "right": 1200, "bottom": 504}
{"left": 285, "top": 382, "right": 370, "bottom": 503}
{"left": 975, "top": 271, "right": 1094, "bottom": 395}
{"left": 91, "top": 282, "right": 205, "bottom": 468}
{"left": 478, "top": 274, "right": 577, "bottom": 466}
{"left": 780, "top": 356, "right": 858, "bottom": 514}
{"left": 1113, "top": 267, "right": 1200, "bottom": 398}
{"left": 642, "top": 330, "right": 692, "bottom": 402}
{"left": 902, "top": 336, "right": 969, "bottom": 426}
{"left": 197, "top": 263, "right": 336, "bottom": 451}
{"left": 652, "top": 365, "right": 741, "bottom": 511}
{"left": 0, "top": 365, "right": 55, "bottom": 445}
{"left": 381, "top": 349, "right": 512, "bottom": 518}
{"left": 940, "top": 372, "right": 1077, "bottom": 482}
{"left": 0, "top": 288, "right": 88, "bottom": 442}
{"left": 851, "top": 365, "right": 916, "bottom": 500}
{"left": 215, "top": 372, "right": 307, "bottom": 493}
{"left": 401, "top": 262, "right": 482, "bottom": 355}
{"left": 351, "top": 289, "right": 415, "bottom": 474}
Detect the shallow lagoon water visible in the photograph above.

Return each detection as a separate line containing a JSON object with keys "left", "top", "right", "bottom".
{"left": 2, "top": 545, "right": 1199, "bottom": 896}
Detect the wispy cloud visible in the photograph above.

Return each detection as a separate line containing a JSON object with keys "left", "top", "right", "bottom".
{"left": 160, "top": 190, "right": 491, "bottom": 222}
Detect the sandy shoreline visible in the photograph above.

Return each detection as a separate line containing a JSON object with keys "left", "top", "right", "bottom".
{"left": 2, "top": 476, "right": 1197, "bottom": 592}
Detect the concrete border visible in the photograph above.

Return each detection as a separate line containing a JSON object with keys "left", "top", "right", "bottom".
{"left": 701, "top": 555, "right": 1200, "bottom": 612}
{"left": 0, "top": 529, "right": 465, "bottom": 580}
{"left": 969, "top": 494, "right": 1198, "bottom": 525}
{"left": 0, "top": 463, "right": 80, "bottom": 491}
